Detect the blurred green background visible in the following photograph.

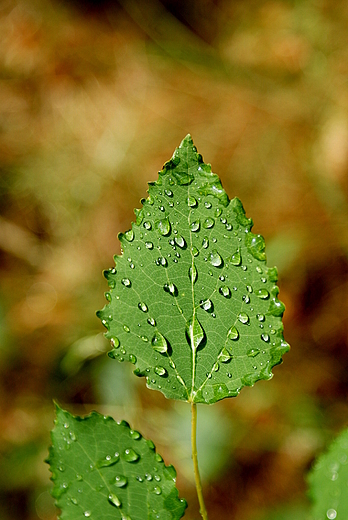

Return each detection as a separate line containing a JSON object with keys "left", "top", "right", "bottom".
{"left": 1, "top": 0, "right": 348, "bottom": 518}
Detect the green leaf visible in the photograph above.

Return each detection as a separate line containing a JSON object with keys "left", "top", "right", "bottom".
{"left": 47, "top": 404, "right": 187, "bottom": 520}
{"left": 308, "top": 427, "right": 348, "bottom": 520}
{"left": 97, "top": 135, "right": 289, "bottom": 404}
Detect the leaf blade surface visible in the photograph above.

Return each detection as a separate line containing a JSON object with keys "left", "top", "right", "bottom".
{"left": 47, "top": 405, "right": 187, "bottom": 520}
{"left": 308, "top": 427, "right": 348, "bottom": 520}
{"left": 98, "top": 135, "right": 289, "bottom": 403}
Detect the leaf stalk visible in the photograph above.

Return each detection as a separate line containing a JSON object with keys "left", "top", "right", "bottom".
{"left": 191, "top": 402, "right": 209, "bottom": 520}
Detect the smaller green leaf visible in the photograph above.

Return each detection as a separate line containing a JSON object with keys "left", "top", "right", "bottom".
{"left": 47, "top": 404, "right": 187, "bottom": 520}
{"left": 308, "top": 427, "right": 348, "bottom": 520}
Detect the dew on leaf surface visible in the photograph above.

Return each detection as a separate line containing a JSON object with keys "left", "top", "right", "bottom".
{"left": 138, "top": 302, "right": 148, "bottom": 312}
{"left": 151, "top": 332, "right": 168, "bottom": 354}
{"left": 210, "top": 250, "right": 223, "bottom": 267}
{"left": 200, "top": 299, "right": 212, "bottom": 311}
{"left": 163, "top": 283, "right": 177, "bottom": 296}
{"left": 219, "top": 285, "right": 231, "bottom": 298}
{"left": 238, "top": 313, "right": 249, "bottom": 324}
{"left": 121, "top": 278, "right": 131, "bottom": 287}
{"left": 190, "top": 220, "right": 200, "bottom": 232}
{"left": 108, "top": 493, "right": 121, "bottom": 507}
{"left": 227, "top": 326, "right": 239, "bottom": 340}
{"left": 123, "top": 448, "right": 139, "bottom": 462}
{"left": 175, "top": 235, "right": 185, "bottom": 248}
{"left": 154, "top": 366, "right": 167, "bottom": 377}
{"left": 156, "top": 218, "right": 171, "bottom": 236}
{"left": 187, "top": 196, "right": 197, "bottom": 207}
{"left": 114, "top": 475, "right": 128, "bottom": 488}
{"left": 203, "top": 217, "right": 215, "bottom": 229}
{"left": 229, "top": 250, "right": 241, "bottom": 266}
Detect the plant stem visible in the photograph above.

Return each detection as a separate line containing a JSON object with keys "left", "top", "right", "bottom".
{"left": 191, "top": 402, "right": 209, "bottom": 520}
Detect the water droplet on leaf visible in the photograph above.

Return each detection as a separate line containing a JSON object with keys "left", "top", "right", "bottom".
{"left": 256, "top": 289, "right": 269, "bottom": 299}
{"left": 228, "top": 326, "right": 239, "bottom": 340}
{"left": 123, "top": 448, "right": 140, "bottom": 463}
{"left": 190, "top": 220, "right": 200, "bottom": 232}
{"left": 187, "top": 196, "right": 197, "bottom": 207}
{"left": 186, "top": 315, "right": 204, "bottom": 350}
{"left": 108, "top": 493, "right": 121, "bottom": 507}
{"left": 189, "top": 265, "right": 197, "bottom": 283}
{"left": 229, "top": 249, "right": 241, "bottom": 266}
{"left": 163, "top": 283, "right": 177, "bottom": 296}
{"left": 210, "top": 250, "right": 223, "bottom": 267}
{"left": 151, "top": 332, "right": 168, "bottom": 354}
{"left": 203, "top": 218, "right": 215, "bottom": 229}
{"left": 154, "top": 366, "right": 167, "bottom": 377}
{"left": 238, "top": 313, "right": 249, "bottom": 324}
{"left": 121, "top": 278, "right": 131, "bottom": 287}
{"left": 175, "top": 235, "right": 186, "bottom": 248}
{"left": 114, "top": 475, "right": 128, "bottom": 488}
{"left": 156, "top": 217, "right": 171, "bottom": 236}
{"left": 219, "top": 285, "right": 231, "bottom": 298}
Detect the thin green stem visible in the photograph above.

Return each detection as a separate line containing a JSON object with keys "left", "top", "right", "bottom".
{"left": 191, "top": 402, "right": 209, "bottom": 520}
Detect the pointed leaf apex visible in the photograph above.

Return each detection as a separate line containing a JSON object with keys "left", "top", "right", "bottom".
{"left": 179, "top": 134, "right": 194, "bottom": 148}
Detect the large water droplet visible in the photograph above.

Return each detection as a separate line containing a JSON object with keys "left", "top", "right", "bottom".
{"left": 220, "top": 347, "right": 232, "bottom": 362}
{"left": 96, "top": 452, "right": 120, "bottom": 468}
{"left": 256, "top": 289, "right": 269, "bottom": 299}
{"left": 147, "top": 317, "right": 156, "bottom": 327}
{"left": 203, "top": 217, "right": 215, "bottom": 229}
{"left": 129, "top": 354, "right": 137, "bottom": 364}
{"left": 326, "top": 509, "right": 337, "bottom": 520}
{"left": 186, "top": 315, "right": 204, "bottom": 350}
{"left": 175, "top": 235, "right": 186, "bottom": 248}
{"left": 246, "top": 233, "right": 266, "bottom": 261}
{"left": 189, "top": 265, "right": 197, "bottom": 283}
{"left": 202, "top": 236, "right": 209, "bottom": 249}
{"left": 261, "top": 333, "right": 270, "bottom": 342}
{"left": 247, "top": 348, "right": 260, "bottom": 357}
{"left": 153, "top": 486, "right": 162, "bottom": 495}
{"left": 123, "top": 448, "right": 139, "bottom": 463}
{"left": 228, "top": 326, "right": 239, "bottom": 340}
{"left": 129, "top": 429, "right": 141, "bottom": 440}
{"left": 163, "top": 283, "right": 177, "bottom": 296}
{"left": 124, "top": 229, "right": 134, "bottom": 242}
{"left": 229, "top": 249, "right": 241, "bottom": 266}
{"left": 200, "top": 299, "right": 213, "bottom": 311}
{"left": 121, "top": 278, "right": 131, "bottom": 288}
{"left": 84, "top": 511, "right": 91, "bottom": 517}
{"left": 190, "top": 220, "right": 200, "bottom": 232}
{"left": 154, "top": 366, "right": 167, "bottom": 377}
{"left": 151, "top": 332, "right": 168, "bottom": 354}
{"left": 210, "top": 249, "right": 223, "bottom": 267}
{"left": 114, "top": 475, "right": 128, "bottom": 488}
{"left": 110, "top": 336, "right": 119, "bottom": 349}
{"left": 138, "top": 302, "right": 148, "bottom": 312}
{"left": 238, "top": 313, "right": 249, "bottom": 324}
{"left": 219, "top": 285, "right": 231, "bottom": 298}
{"left": 143, "top": 221, "right": 152, "bottom": 230}
{"left": 108, "top": 493, "right": 121, "bottom": 507}
{"left": 145, "top": 241, "right": 154, "bottom": 249}
{"left": 156, "top": 217, "right": 171, "bottom": 236}
{"left": 187, "top": 196, "right": 197, "bottom": 207}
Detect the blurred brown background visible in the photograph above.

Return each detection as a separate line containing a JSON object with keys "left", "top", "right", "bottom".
{"left": 1, "top": 0, "right": 348, "bottom": 518}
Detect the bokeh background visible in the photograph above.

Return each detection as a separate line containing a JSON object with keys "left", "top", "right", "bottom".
{"left": 1, "top": 0, "right": 348, "bottom": 518}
